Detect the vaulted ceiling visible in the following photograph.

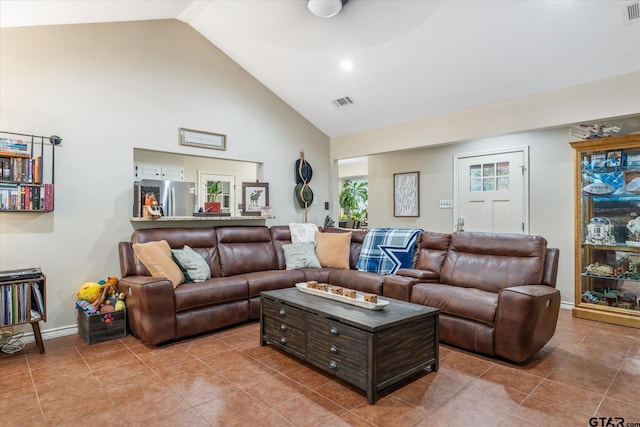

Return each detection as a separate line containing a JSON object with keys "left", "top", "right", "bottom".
{"left": 1, "top": 0, "right": 639, "bottom": 137}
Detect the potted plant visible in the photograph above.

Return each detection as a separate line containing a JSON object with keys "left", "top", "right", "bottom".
{"left": 338, "top": 180, "right": 368, "bottom": 228}
{"left": 205, "top": 180, "right": 222, "bottom": 213}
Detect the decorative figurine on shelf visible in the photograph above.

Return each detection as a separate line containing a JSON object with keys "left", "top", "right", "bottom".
{"left": 626, "top": 217, "right": 640, "bottom": 247}
{"left": 585, "top": 262, "right": 614, "bottom": 276}
{"left": 585, "top": 217, "right": 616, "bottom": 245}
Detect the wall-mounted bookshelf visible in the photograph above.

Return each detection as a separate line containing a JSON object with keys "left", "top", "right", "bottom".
{"left": 0, "top": 131, "right": 62, "bottom": 212}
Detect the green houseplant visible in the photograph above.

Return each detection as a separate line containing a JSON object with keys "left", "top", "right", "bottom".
{"left": 338, "top": 180, "right": 368, "bottom": 227}
{"left": 205, "top": 181, "right": 223, "bottom": 213}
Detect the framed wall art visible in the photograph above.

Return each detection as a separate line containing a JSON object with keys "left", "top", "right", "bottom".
{"left": 179, "top": 127, "right": 226, "bottom": 151}
{"left": 242, "top": 182, "right": 269, "bottom": 216}
{"left": 394, "top": 172, "right": 420, "bottom": 217}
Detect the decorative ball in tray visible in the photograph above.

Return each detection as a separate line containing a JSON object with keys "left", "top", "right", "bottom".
{"left": 295, "top": 281, "right": 389, "bottom": 310}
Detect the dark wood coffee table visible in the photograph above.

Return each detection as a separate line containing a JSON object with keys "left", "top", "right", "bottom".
{"left": 260, "top": 287, "right": 439, "bottom": 404}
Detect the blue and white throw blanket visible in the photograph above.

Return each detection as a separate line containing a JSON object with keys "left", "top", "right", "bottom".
{"left": 356, "top": 228, "right": 423, "bottom": 275}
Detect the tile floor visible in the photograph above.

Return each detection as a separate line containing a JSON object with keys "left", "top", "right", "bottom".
{"left": 1, "top": 309, "right": 639, "bottom": 427}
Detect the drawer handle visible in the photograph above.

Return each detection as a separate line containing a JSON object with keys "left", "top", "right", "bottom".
{"left": 280, "top": 324, "right": 288, "bottom": 331}
{"left": 329, "top": 360, "right": 339, "bottom": 370}
{"left": 279, "top": 309, "right": 286, "bottom": 316}
{"left": 330, "top": 345, "right": 338, "bottom": 354}
{"left": 330, "top": 327, "right": 340, "bottom": 336}
{"left": 280, "top": 337, "right": 287, "bottom": 345}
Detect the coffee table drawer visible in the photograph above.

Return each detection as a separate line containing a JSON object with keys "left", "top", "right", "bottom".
{"left": 307, "top": 316, "right": 367, "bottom": 388}
{"left": 262, "top": 316, "right": 306, "bottom": 354}
{"left": 262, "top": 298, "right": 305, "bottom": 324}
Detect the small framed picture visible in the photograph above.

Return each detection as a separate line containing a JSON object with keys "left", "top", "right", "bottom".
{"left": 393, "top": 172, "right": 420, "bottom": 217}
{"left": 242, "top": 182, "right": 269, "bottom": 216}
{"left": 606, "top": 150, "right": 622, "bottom": 167}
{"left": 590, "top": 153, "right": 606, "bottom": 168}
{"left": 179, "top": 127, "right": 226, "bottom": 151}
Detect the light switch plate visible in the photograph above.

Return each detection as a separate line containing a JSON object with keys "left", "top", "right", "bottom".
{"left": 439, "top": 199, "right": 453, "bottom": 209}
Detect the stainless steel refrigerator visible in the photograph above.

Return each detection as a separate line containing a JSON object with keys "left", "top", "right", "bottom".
{"left": 133, "top": 180, "right": 196, "bottom": 217}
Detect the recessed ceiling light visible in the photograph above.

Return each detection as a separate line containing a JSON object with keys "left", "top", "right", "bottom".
{"left": 308, "top": 0, "right": 348, "bottom": 18}
{"left": 340, "top": 60, "right": 353, "bottom": 71}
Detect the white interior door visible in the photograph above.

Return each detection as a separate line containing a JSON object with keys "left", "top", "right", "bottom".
{"left": 454, "top": 148, "right": 529, "bottom": 234}
{"left": 197, "top": 172, "right": 235, "bottom": 215}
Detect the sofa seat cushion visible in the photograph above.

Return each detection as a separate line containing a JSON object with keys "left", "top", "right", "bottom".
{"left": 411, "top": 283, "right": 498, "bottom": 327}
{"left": 174, "top": 276, "right": 248, "bottom": 312}
{"left": 242, "top": 270, "right": 307, "bottom": 297}
{"left": 327, "top": 269, "right": 384, "bottom": 294}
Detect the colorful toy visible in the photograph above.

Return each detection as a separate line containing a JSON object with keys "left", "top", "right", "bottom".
{"left": 115, "top": 292, "right": 126, "bottom": 311}
{"left": 101, "top": 313, "right": 114, "bottom": 324}
{"left": 76, "top": 300, "right": 97, "bottom": 314}
{"left": 76, "top": 282, "right": 104, "bottom": 302}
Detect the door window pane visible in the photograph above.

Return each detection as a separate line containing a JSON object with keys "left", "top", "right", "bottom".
{"left": 483, "top": 178, "right": 495, "bottom": 191}
{"left": 497, "top": 177, "right": 509, "bottom": 191}
{"left": 497, "top": 162, "right": 509, "bottom": 176}
{"left": 470, "top": 179, "right": 482, "bottom": 192}
{"left": 469, "top": 165, "right": 481, "bottom": 178}
{"left": 483, "top": 164, "right": 495, "bottom": 177}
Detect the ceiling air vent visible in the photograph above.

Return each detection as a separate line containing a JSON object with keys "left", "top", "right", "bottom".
{"left": 332, "top": 96, "right": 356, "bottom": 109}
{"left": 624, "top": 1, "right": 640, "bottom": 24}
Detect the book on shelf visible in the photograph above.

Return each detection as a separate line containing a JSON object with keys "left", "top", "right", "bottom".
{"left": 43, "top": 183, "right": 54, "bottom": 211}
{"left": 32, "top": 282, "right": 44, "bottom": 318}
{"left": 0, "top": 137, "right": 29, "bottom": 157}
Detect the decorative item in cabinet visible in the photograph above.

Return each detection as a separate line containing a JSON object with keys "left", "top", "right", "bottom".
{"left": 572, "top": 134, "right": 640, "bottom": 328}
{"left": 0, "top": 131, "right": 61, "bottom": 212}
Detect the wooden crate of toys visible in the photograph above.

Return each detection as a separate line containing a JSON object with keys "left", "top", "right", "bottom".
{"left": 76, "top": 277, "right": 127, "bottom": 345}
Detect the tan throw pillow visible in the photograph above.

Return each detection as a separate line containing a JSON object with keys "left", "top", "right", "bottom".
{"left": 132, "top": 240, "right": 185, "bottom": 288}
{"left": 315, "top": 231, "right": 352, "bottom": 270}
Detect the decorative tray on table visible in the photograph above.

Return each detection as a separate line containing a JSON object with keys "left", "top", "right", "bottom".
{"left": 295, "top": 282, "right": 389, "bottom": 310}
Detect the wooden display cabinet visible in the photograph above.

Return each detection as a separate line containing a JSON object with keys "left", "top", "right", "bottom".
{"left": 572, "top": 134, "right": 640, "bottom": 328}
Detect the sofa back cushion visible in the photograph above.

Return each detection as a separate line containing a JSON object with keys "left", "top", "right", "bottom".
{"left": 130, "top": 228, "right": 221, "bottom": 277}
{"left": 414, "top": 231, "right": 451, "bottom": 275}
{"left": 439, "top": 232, "right": 547, "bottom": 293}
{"left": 270, "top": 225, "right": 292, "bottom": 270}
{"left": 216, "top": 226, "right": 278, "bottom": 276}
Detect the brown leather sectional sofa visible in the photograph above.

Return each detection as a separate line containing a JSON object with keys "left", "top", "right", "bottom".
{"left": 118, "top": 225, "right": 560, "bottom": 363}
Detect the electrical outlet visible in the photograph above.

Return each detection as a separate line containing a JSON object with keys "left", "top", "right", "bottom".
{"left": 439, "top": 199, "right": 453, "bottom": 209}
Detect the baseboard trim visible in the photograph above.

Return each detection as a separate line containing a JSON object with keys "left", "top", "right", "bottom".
{"left": 17, "top": 324, "right": 78, "bottom": 343}
{"left": 560, "top": 301, "right": 574, "bottom": 310}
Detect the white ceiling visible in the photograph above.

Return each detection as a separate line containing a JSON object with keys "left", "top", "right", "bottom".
{"left": 1, "top": 0, "right": 639, "bottom": 138}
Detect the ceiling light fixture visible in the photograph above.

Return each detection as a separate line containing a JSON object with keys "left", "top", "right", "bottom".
{"left": 307, "top": 0, "right": 349, "bottom": 18}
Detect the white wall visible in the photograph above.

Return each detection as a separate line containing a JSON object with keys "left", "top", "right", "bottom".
{"left": 362, "top": 118, "right": 640, "bottom": 305}
{"left": 329, "top": 70, "right": 639, "bottom": 306}
{"left": 0, "top": 20, "right": 329, "bottom": 333}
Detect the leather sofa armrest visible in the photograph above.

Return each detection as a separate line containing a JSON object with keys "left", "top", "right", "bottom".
{"left": 396, "top": 268, "right": 440, "bottom": 280}
{"left": 383, "top": 275, "right": 417, "bottom": 301}
{"left": 118, "top": 276, "right": 176, "bottom": 345}
{"left": 494, "top": 285, "right": 560, "bottom": 363}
